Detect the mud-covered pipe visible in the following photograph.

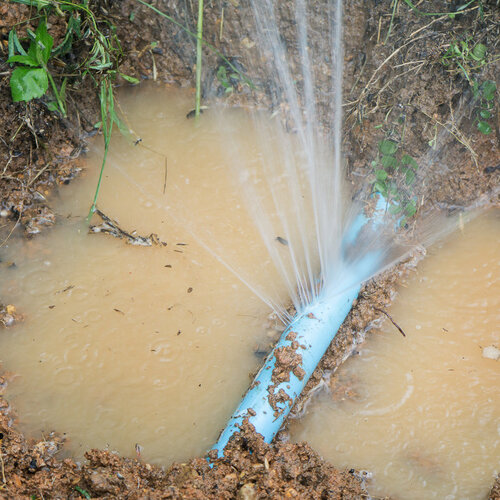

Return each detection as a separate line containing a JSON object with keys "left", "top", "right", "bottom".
{"left": 211, "top": 200, "right": 387, "bottom": 457}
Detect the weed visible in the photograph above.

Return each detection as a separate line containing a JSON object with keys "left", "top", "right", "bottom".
{"left": 7, "top": 0, "right": 138, "bottom": 220}
{"left": 440, "top": 33, "right": 497, "bottom": 136}
{"left": 441, "top": 36, "right": 489, "bottom": 84}
{"left": 8, "top": 19, "right": 67, "bottom": 115}
{"left": 195, "top": 0, "right": 204, "bottom": 119}
{"left": 371, "top": 121, "right": 419, "bottom": 223}
{"left": 216, "top": 58, "right": 245, "bottom": 94}
{"left": 473, "top": 80, "right": 496, "bottom": 135}
{"left": 74, "top": 486, "right": 91, "bottom": 499}
{"left": 402, "top": 0, "right": 478, "bottom": 18}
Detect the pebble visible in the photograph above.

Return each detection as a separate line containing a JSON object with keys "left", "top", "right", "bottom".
{"left": 482, "top": 345, "right": 500, "bottom": 361}
{"left": 0, "top": 209, "right": 8, "bottom": 218}
{"left": 237, "top": 483, "right": 257, "bottom": 500}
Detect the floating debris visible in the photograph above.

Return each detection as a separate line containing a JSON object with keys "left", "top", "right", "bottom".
{"left": 482, "top": 345, "right": 500, "bottom": 361}
{"left": 89, "top": 209, "right": 166, "bottom": 247}
{"left": 0, "top": 304, "right": 22, "bottom": 327}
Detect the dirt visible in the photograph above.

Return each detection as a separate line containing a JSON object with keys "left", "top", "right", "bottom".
{"left": 0, "top": 0, "right": 499, "bottom": 498}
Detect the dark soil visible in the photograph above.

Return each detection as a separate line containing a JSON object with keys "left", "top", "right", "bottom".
{"left": 0, "top": 0, "right": 499, "bottom": 498}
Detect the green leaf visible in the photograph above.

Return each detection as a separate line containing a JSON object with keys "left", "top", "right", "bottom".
{"left": 111, "top": 109, "right": 132, "bottom": 139}
{"left": 381, "top": 154, "right": 398, "bottom": 169}
{"left": 10, "top": 67, "right": 48, "bottom": 102}
{"left": 472, "top": 80, "right": 480, "bottom": 98}
{"left": 34, "top": 20, "right": 53, "bottom": 65}
{"left": 7, "top": 54, "right": 39, "bottom": 66}
{"left": 8, "top": 29, "right": 27, "bottom": 58}
{"left": 389, "top": 204, "right": 402, "bottom": 215}
{"left": 120, "top": 73, "right": 140, "bottom": 84}
{"left": 401, "top": 153, "right": 418, "bottom": 170}
{"left": 405, "top": 200, "right": 417, "bottom": 218}
{"left": 471, "top": 43, "right": 486, "bottom": 61}
{"left": 479, "top": 109, "right": 491, "bottom": 119}
{"left": 375, "top": 169, "right": 388, "bottom": 181}
{"left": 53, "top": 14, "right": 81, "bottom": 57}
{"left": 46, "top": 101, "right": 59, "bottom": 111}
{"left": 373, "top": 181, "right": 387, "bottom": 196}
{"left": 405, "top": 169, "right": 416, "bottom": 185}
{"left": 482, "top": 80, "right": 497, "bottom": 101}
{"left": 477, "top": 121, "right": 492, "bottom": 134}
{"left": 379, "top": 139, "right": 398, "bottom": 155}
{"left": 74, "top": 486, "right": 91, "bottom": 499}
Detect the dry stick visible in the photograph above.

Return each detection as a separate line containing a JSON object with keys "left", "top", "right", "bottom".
{"left": 0, "top": 453, "right": 5, "bottom": 484}
{"left": 420, "top": 109, "right": 478, "bottom": 167}
{"left": 374, "top": 307, "right": 406, "bottom": 337}
{"left": 0, "top": 211, "right": 22, "bottom": 248}
{"left": 26, "top": 163, "right": 50, "bottom": 187}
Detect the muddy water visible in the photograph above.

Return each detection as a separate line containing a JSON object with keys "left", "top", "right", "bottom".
{"left": 0, "top": 86, "right": 307, "bottom": 465}
{"left": 290, "top": 211, "right": 500, "bottom": 499}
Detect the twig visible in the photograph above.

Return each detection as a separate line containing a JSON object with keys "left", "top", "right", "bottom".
{"left": 374, "top": 308, "right": 406, "bottom": 337}
{"left": 0, "top": 211, "right": 22, "bottom": 248}
{"left": 27, "top": 163, "right": 50, "bottom": 187}
{"left": 195, "top": 0, "right": 204, "bottom": 119}
{"left": 420, "top": 109, "right": 478, "bottom": 167}
{"left": 0, "top": 454, "right": 6, "bottom": 484}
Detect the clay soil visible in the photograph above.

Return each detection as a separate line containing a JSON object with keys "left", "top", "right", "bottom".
{"left": 0, "top": 0, "right": 499, "bottom": 498}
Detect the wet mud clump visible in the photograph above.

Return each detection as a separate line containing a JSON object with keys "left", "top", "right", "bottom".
{"left": 0, "top": 406, "right": 366, "bottom": 499}
{"left": 272, "top": 338, "right": 306, "bottom": 383}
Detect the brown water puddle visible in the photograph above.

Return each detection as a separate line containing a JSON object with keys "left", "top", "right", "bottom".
{"left": 0, "top": 85, "right": 311, "bottom": 466}
{"left": 290, "top": 210, "right": 500, "bottom": 499}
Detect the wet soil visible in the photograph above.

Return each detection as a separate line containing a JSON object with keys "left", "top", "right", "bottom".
{"left": 0, "top": 0, "right": 499, "bottom": 498}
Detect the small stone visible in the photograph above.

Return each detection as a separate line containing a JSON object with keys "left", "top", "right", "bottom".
{"left": 237, "top": 483, "right": 257, "bottom": 500}
{"left": 482, "top": 345, "right": 500, "bottom": 361}
{"left": 0, "top": 209, "right": 8, "bottom": 218}
{"left": 2, "top": 315, "right": 14, "bottom": 326}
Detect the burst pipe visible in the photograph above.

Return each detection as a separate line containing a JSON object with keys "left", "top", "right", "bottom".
{"left": 211, "top": 198, "right": 387, "bottom": 457}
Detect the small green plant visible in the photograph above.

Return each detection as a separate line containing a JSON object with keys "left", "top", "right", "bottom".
{"left": 195, "top": 0, "right": 204, "bottom": 119}
{"left": 441, "top": 35, "right": 497, "bottom": 136}
{"left": 8, "top": 19, "right": 67, "bottom": 116}
{"left": 441, "top": 36, "right": 489, "bottom": 84}
{"left": 402, "top": 0, "right": 478, "bottom": 18}
{"left": 7, "top": 0, "right": 139, "bottom": 220}
{"left": 473, "top": 79, "right": 496, "bottom": 135}
{"left": 74, "top": 486, "right": 91, "bottom": 499}
{"left": 371, "top": 137, "right": 419, "bottom": 222}
{"left": 216, "top": 62, "right": 244, "bottom": 94}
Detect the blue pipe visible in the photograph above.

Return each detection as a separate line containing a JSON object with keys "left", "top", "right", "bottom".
{"left": 211, "top": 199, "right": 387, "bottom": 457}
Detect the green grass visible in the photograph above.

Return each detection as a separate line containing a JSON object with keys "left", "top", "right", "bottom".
{"left": 7, "top": 0, "right": 139, "bottom": 221}
{"left": 195, "top": 0, "right": 204, "bottom": 119}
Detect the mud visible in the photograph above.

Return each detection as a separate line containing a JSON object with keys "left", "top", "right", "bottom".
{"left": 0, "top": 0, "right": 499, "bottom": 498}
